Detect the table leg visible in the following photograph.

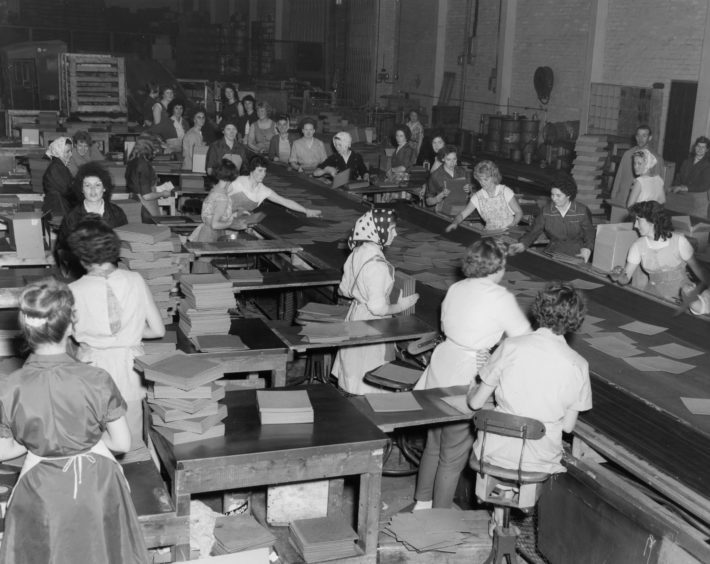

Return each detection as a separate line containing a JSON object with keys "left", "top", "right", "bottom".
{"left": 327, "top": 478, "right": 345, "bottom": 517}
{"left": 357, "top": 468, "right": 383, "bottom": 556}
{"left": 172, "top": 476, "right": 191, "bottom": 561}
{"left": 272, "top": 363, "right": 287, "bottom": 388}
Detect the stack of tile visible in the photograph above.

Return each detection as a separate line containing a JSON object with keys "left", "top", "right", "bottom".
{"left": 142, "top": 328, "right": 177, "bottom": 355}
{"left": 137, "top": 351, "right": 227, "bottom": 445}
{"left": 296, "top": 302, "right": 350, "bottom": 324}
{"left": 571, "top": 135, "right": 608, "bottom": 215}
{"left": 115, "top": 224, "right": 182, "bottom": 323}
{"left": 211, "top": 515, "right": 276, "bottom": 555}
{"left": 289, "top": 515, "right": 359, "bottom": 562}
{"left": 256, "top": 390, "right": 314, "bottom": 424}
{"left": 178, "top": 273, "right": 234, "bottom": 337}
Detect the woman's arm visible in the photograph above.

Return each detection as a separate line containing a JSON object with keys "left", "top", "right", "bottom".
{"left": 609, "top": 260, "right": 639, "bottom": 284}
{"left": 102, "top": 416, "right": 131, "bottom": 454}
{"left": 266, "top": 192, "right": 321, "bottom": 217}
{"left": 562, "top": 409, "right": 580, "bottom": 434}
{"left": 446, "top": 200, "right": 477, "bottom": 232}
{"left": 141, "top": 278, "right": 166, "bottom": 339}
{"left": 508, "top": 197, "right": 524, "bottom": 227}
{"left": 208, "top": 197, "right": 236, "bottom": 230}
{"left": 152, "top": 103, "right": 162, "bottom": 125}
{"left": 627, "top": 179, "right": 642, "bottom": 207}
{"left": 687, "top": 256, "right": 710, "bottom": 287}
{"left": 0, "top": 436, "right": 27, "bottom": 461}
{"left": 246, "top": 124, "right": 258, "bottom": 152}
{"left": 467, "top": 381, "right": 496, "bottom": 411}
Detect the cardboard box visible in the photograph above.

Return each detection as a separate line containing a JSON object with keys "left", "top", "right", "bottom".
{"left": 192, "top": 146, "right": 208, "bottom": 174}
{"left": 592, "top": 222, "right": 638, "bottom": 272}
{"left": 21, "top": 128, "right": 40, "bottom": 146}
{"left": 671, "top": 216, "right": 710, "bottom": 252}
{"left": 0, "top": 212, "right": 49, "bottom": 259}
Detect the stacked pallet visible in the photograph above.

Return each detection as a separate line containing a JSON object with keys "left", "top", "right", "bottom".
{"left": 137, "top": 351, "right": 227, "bottom": 445}
{"left": 115, "top": 224, "right": 183, "bottom": 324}
{"left": 178, "top": 273, "right": 234, "bottom": 338}
{"left": 571, "top": 135, "right": 608, "bottom": 215}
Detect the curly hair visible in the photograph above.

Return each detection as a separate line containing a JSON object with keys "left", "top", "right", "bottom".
{"left": 473, "top": 160, "right": 502, "bottom": 184}
{"left": 72, "top": 130, "right": 92, "bottom": 145}
{"left": 255, "top": 101, "right": 271, "bottom": 115}
{"left": 461, "top": 238, "right": 507, "bottom": 278}
{"left": 531, "top": 282, "right": 586, "bottom": 335}
{"left": 212, "top": 159, "right": 239, "bottom": 182}
{"left": 694, "top": 136, "right": 710, "bottom": 150}
{"left": 167, "top": 98, "right": 185, "bottom": 117}
{"left": 73, "top": 161, "right": 113, "bottom": 202}
{"left": 241, "top": 94, "right": 255, "bottom": 106}
{"left": 18, "top": 278, "right": 75, "bottom": 350}
{"left": 392, "top": 124, "right": 412, "bottom": 144}
{"left": 67, "top": 219, "right": 121, "bottom": 266}
{"left": 549, "top": 171, "right": 577, "bottom": 201}
{"left": 439, "top": 145, "right": 459, "bottom": 160}
{"left": 629, "top": 200, "right": 673, "bottom": 241}
{"left": 222, "top": 83, "right": 238, "bottom": 103}
{"left": 129, "top": 137, "right": 156, "bottom": 161}
{"left": 249, "top": 155, "right": 270, "bottom": 172}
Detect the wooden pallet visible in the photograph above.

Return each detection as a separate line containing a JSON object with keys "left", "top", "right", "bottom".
{"left": 59, "top": 53, "right": 127, "bottom": 116}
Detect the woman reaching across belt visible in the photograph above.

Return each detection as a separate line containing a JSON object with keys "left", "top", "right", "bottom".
{"left": 0, "top": 278, "right": 148, "bottom": 564}
{"left": 331, "top": 209, "right": 419, "bottom": 395}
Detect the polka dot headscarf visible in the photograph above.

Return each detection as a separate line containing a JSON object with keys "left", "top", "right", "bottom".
{"left": 348, "top": 208, "right": 395, "bottom": 249}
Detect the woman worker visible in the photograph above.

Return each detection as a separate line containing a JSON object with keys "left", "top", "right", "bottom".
{"left": 388, "top": 124, "right": 417, "bottom": 173}
{"left": 68, "top": 219, "right": 166, "bottom": 451}
{"left": 42, "top": 137, "right": 76, "bottom": 218}
{"left": 220, "top": 83, "right": 243, "bottom": 124}
{"left": 331, "top": 209, "right": 420, "bottom": 395}
{"left": 669, "top": 136, "right": 710, "bottom": 217}
{"left": 313, "top": 131, "right": 369, "bottom": 182}
{"left": 446, "top": 160, "right": 523, "bottom": 232}
{"left": 150, "top": 86, "right": 174, "bottom": 133}
{"left": 125, "top": 138, "right": 173, "bottom": 222}
{"left": 268, "top": 114, "right": 298, "bottom": 164}
{"left": 289, "top": 118, "right": 328, "bottom": 172}
{"left": 55, "top": 162, "right": 128, "bottom": 277}
{"left": 413, "top": 239, "right": 530, "bottom": 510}
{"left": 246, "top": 102, "right": 276, "bottom": 155}
{"left": 468, "top": 282, "right": 592, "bottom": 533}
{"left": 508, "top": 172, "right": 595, "bottom": 262}
{"left": 182, "top": 108, "right": 207, "bottom": 170}
{"left": 67, "top": 130, "right": 105, "bottom": 176}
{"left": 205, "top": 119, "right": 248, "bottom": 175}
{"left": 627, "top": 148, "right": 665, "bottom": 207}
{"left": 424, "top": 145, "right": 470, "bottom": 211}
{"left": 610, "top": 200, "right": 710, "bottom": 314}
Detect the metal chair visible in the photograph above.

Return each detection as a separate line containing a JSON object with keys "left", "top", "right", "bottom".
{"left": 470, "top": 410, "right": 551, "bottom": 564}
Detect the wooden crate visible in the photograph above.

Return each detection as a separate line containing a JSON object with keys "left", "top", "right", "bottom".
{"left": 59, "top": 53, "right": 127, "bottom": 116}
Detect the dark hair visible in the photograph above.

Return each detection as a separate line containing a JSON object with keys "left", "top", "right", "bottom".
{"left": 276, "top": 114, "right": 290, "bottom": 123}
{"left": 241, "top": 94, "right": 256, "bottom": 105}
{"left": 629, "top": 200, "right": 673, "bottom": 241}
{"left": 392, "top": 124, "right": 412, "bottom": 144}
{"left": 301, "top": 117, "right": 316, "bottom": 129}
{"left": 461, "top": 238, "right": 507, "bottom": 278}
{"left": 694, "top": 136, "right": 710, "bottom": 149}
{"left": 532, "top": 282, "right": 586, "bottom": 335}
{"left": 190, "top": 107, "right": 207, "bottom": 123}
{"left": 73, "top": 162, "right": 113, "bottom": 202}
{"left": 213, "top": 159, "right": 239, "bottom": 182}
{"left": 438, "top": 145, "right": 458, "bottom": 161}
{"left": 72, "top": 130, "right": 92, "bottom": 145}
{"left": 255, "top": 101, "right": 271, "bottom": 114}
{"left": 67, "top": 219, "right": 121, "bottom": 266}
{"left": 18, "top": 278, "right": 75, "bottom": 350}
{"left": 161, "top": 85, "right": 175, "bottom": 97}
{"left": 549, "top": 171, "right": 577, "bottom": 200}
{"left": 473, "top": 160, "right": 502, "bottom": 184}
{"left": 222, "top": 83, "right": 238, "bottom": 103}
{"left": 637, "top": 124, "right": 652, "bottom": 136}
{"left": 146, "top": 82, "right": 159, "bottom": 96}
{"left": 249, "top": 155, "right": 270, "bottom": 172}
{"left": 167, "top": 98, "right": 185, "bottom": 116}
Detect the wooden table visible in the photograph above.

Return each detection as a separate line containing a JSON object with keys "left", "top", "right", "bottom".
{"left": 178, "top": 317, "right": 292, "bottom": 388}
{"left": 150, "top": 385, "right": 389, "bottom": 562}
{"left": 185, "top": 239, "right": 303, "bottom": 258}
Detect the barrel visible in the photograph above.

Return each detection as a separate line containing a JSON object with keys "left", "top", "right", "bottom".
{"left": 486, "top": 139, "right": 500, "bottom": 154}
{"left": 501, "top": 117, "right": 521, "bottom": 144}
{"left": 519, "top": 119, "right": 540, "bottom": 153}
{"left": 487, "top": 115, "right": 503, "bottom": 146}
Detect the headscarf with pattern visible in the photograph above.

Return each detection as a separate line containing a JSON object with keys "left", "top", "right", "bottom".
{"left": 46, "top": 137, "right": 72, "bottom": 165}
{"left": 634, "top": 148, "right": 657, "bottom": 175}
{"left": 347, "top": 208, "right": 395, "bottom": 249}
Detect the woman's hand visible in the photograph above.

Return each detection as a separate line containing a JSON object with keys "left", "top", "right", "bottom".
{"left": 305, "top": 208, "right": 322, "bottom": 218}
{"left": 463, "top": 183, "right": 473, "bottom": 194}
{"left": 507, "top": 242, "right": 525, "bottom": 255}
{"left": 229, "top": 218, "right": 249, "bottom": 231}
{"left": 576, "top": 248, "right": 592, "bottom": 263}
{"left": 671, "top": 185, "right": 688, "bottom": 194}
{"left": 445, "top": 222, "right": 458, "bottom": 233}
{"left": 437, "top": 188, "right": 450, "bottom": 204}
{"left": 397, "top": 293, "right": 419, "bottom": 313}
{"left": 608, "top": 265, "right": 629, "bottom": 284}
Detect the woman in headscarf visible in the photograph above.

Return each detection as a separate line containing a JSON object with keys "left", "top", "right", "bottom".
{"left": 313, "top": 131, "right": 369, "bottom": 182}
{"left": 125, "top": 138, "right": 173, "bottom": 222}
{"left": 331, "top": 209, "right": 419, "bottom": 395}
{"left": 627, "top": 148, "right": 665, "bottom": 207}
{"left": 42, "top": 137, "right": 75, "bottom": 219}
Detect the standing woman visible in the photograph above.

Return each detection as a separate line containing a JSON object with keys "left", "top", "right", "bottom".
{"left": 413, "top": 239, "right": 530, "bottom": 509}
{"left": 237, "top": 95, "right": 258, "bottom": 140}
{"left": 42, "top": 137, "right": 75, "bottom": 218}
{"left": 220, "top": 83, "right": 243, "bottom": 124}
{"left": 206, "top": 120, "right": 248, "bottom": 175}
{"left": 161, "top": 99, "right": 189, "bottom": 153}
{"left": 389, "top": 124, "right": 417, "bottom": 173}
{"left": 0, "top": 278, "right": 148, "bottom": 564}
{"left": 246, "top": 102, "right": 276, "bottom": 154}
{"left": 68, "top": 219, "right": 166, "bottom": 451}
{"left": 627, "top": 148, "right": 665, "bottom": 207}
{"left": 182, "top": 108, "right": 207, "bottom": 170}
{"left": 331, "top": 209, "right": 419, "bottom": 395}
{"left": 150, "top": 86, "right": 174, "bottom": 132}
{"left": 446, "top": 160, "right": 523, "bottom": 232}
{"left": 125, "top": 138, "right": 172, "bottom": 222}
{"left": 406, "top": 110, "right": 425, "bottom": 157}
{"left": 313, "top": 131, "right": 369, "bottom": 181}
{"left": 191, "top": 160, "right": 246, "bottom": 243}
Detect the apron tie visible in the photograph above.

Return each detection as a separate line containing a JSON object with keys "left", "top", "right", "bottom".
{"left": 62, "top": 453, "right": 97, "bottom": 499}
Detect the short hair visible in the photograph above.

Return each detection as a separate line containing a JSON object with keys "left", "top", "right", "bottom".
{"left": 222, "top": 83, "right": 238, "bottom": 101}
{"left": 249, "top": 155, "right": 270, "bottom": 172}
{"left": 636, "top": 124, "right": 652, "bottom": 136}
{"left": 241, "top": 94, "right": 256, "bottom": 105}
{"left": 161, "top": 85, "right": 175, "bottom": 97}
{"left": 167, "top": 98, "right": 185, "bottom": 116}
{"left": 473, "top": 160, "right": 502, "bottom": 184}
{"left": 392, "top": 124, "right": 412, "bottom": 143}
{"left": 212, "top": 159, "right": 239, "bottom": 182}
{"left": 440, "top": 145, "right": 459, "bottom": 159}
{"left": 146, "top": 82, "right": 159, "bottom": 96}
{"left": 72, "top": 130, "right": 92, "bottom": 145}
{"left": 629, "top": 200, "right": 673, "bottom": 241}
{"left": 694, "top": 136, "right": 710, "bottom": 149}
{"left": 130, "top": 136, "right": 157, "bottom": 160}
{"left": 73, "top": 162, "right": 113, "bottom": 202}
{"left": 18, "top": 278, "right": 75, "bottom": 350}
{"left": 549, "top": 171, "right": 577, "bottom": 200}
{"left": 276, "top": 113, "right": 290, "bottom": 124}
{"left": 301, "top": 117, "right": 316, "bottom": 129}
{"left": 190, "top": 107, "right": 207, "bottom": 121}
{"left": 461, "top": 238, "right": 507, "bottom": 278}
{"left": 67, "top": 219, "right": 121, "bottom": 266}
{"left": 255, "top": 101, "right": 271, "bottom": 114}
{"left": 532, "top": 282, "right": 586, "bottom": 335}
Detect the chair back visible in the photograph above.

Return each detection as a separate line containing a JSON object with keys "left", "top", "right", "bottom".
{"left": 474, "top": 409, "right": 546, "bottom": 484}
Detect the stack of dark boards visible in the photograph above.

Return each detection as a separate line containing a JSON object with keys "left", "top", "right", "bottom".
{"left": 289, "top": 515, "right": 359, "bottom": 562}
{"left": 295, "top": 302, "right": 350, "bottom": 324}
{"left": 256, "top": 390, "right": 314, "bottom": 424}
{"left": 190, "top": 334, "right": 248, "bottom": 353}
{"left": 142, "top": 328, "right": 178, "bottom": 356}
{"left": 136, "top": 351, "right": 227, "bottom": 445}
{"left": 178, "top": 273, "right": 234, "bottom": 337}
{"left": 383, "top": 509, "right": 488, "bottom": 553}
{"left": 211, "top": 514, "right": 276, "bottom": 555}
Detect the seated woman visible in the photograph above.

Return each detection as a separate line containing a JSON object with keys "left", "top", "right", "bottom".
{"left": 468, "top": 282, "right": 592, "bottom": 528}
{"left": 182, "top": 108, "right": 207, "bottom": 171}
{"left": 331, "top": 209, "right": 419, "bottom": 395}
{"left": 67, "top": 130, "right": 105, "bottom": 176}
{"left": 610, "top": 200, "right": 710, "bottom": 314}
{"left": 627, "top": 148, "right": 665, "bottom": 207}
{"left": 388, "top": 124, "right": 417, "bottom": 173}
{"left": 246, "top": 102, "right": 276, "bottom": 155}
{"left": 446, "top": 160, "right": 523, "bottom": 232}
{"left": 55, "top": 162, "right": 128, "bottom": 277}
{"left": 220, "top": 83, "right": 243, "bottom": 125}
{"left": 125, "top": 139, "right": 173, "bottom": 222}
{"left": 206, "top": 120, "right": 248, "bottom": 175}
{"left": 314, "top": 131, "right": 369, "bottom": 182}
{"left": 419, "top": 134, "right": 446, "bottom": 172}
{"left": 268, "top": 114, "right": 298, "bottom": 164}
{"left": 509, "top": 172, "right": 595, "bottom": 262}
{"left": 424, "top": 145, "right": 470, "bottom": 211}
{"left": 42, "top": 137, "right": 76, "bottom": 219}
{"left": 413, "top": 239, "right": 530, "bottom": 510}
{"left": 229, "top": 155, "right": 322, "bottom": 219}
{"left": 158, "top": 99, "right": 189, "bottom": 154}
{"left": 289, "top": 118, "right": 328, "bottom": 172}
